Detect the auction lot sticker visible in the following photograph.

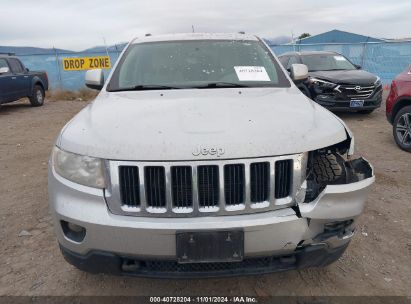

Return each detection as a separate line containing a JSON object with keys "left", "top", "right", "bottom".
{"left": 62, "top": 56, "right": 111, "bottom": 71}
{"left": 234, "top": 66, "right": 270, "bottom": 81}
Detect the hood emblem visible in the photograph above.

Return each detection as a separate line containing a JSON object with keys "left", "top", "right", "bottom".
{"left": 354, "top": 86, "right": 362, "bottom": 92}
{"left": 192, "top": 146, "right": 225, "bottom": 158}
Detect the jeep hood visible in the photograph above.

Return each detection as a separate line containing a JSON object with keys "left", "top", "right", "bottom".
{"left": 58, "top": 87, "right": 348, "bottom": 160}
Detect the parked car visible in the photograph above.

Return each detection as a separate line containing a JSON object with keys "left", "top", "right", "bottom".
{"left": 386, "top": 65, "right": 411, "bottom": 152}
{"left": 48, "top": 33, "right": 374, "bottom": 278}
{"left": 278, "top": 51, "right": 383, "bottom": 114}
{"left": 0, "top": 54, "right": 48, "bottom": 107}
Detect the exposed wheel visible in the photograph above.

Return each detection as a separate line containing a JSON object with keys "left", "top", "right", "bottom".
{"left": 393, "top": 105, "right": 411, "bottom": 152}
{"left": 358, "top": 109, "right": 374, "bottom": 114}
{"left": 312, "top": 153, "right": 346, "bottom": 184}
{"left": 29, "top": 85, "right": 45, "bottom": 107}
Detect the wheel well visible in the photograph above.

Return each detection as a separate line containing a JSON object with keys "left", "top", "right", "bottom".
{"left": 392, "top": 98, "right": 411, "bottom": 122}
{"left": 34, "top": 82, "right": 44, "bottom": 90}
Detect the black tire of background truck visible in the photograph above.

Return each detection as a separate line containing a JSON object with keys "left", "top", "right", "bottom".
{"left": 393, "top": 105, "right": 411, "bottom": 152}
{"left": 358, "top": 109, "right": 374, "bottom": 114}
{"left": 312, "top": 153, "right": 345, "bottom": 184}
{"left": 29, "top": 85, "right": 45, "bottom": 107}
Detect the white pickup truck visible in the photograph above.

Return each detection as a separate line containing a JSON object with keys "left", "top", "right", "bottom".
{"left": 48, "top": 33, "right": 374, "bottom": 278}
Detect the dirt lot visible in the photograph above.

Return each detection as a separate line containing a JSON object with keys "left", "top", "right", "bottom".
{"left": 0, "top": 95, "right": 410, "bottom": 296}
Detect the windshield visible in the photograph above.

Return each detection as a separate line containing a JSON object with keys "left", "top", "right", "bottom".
{"left": 301, "top": 54, "right": 356, "bottom": 72}
{"left": 107, "top": 40, "right": 290, "bottom": 91}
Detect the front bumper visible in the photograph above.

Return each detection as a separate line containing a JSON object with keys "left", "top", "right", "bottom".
{"left": 314, "top": 89, "right": 383, "bottom": 111}
{"left": 48, "top": 158, "right": 374, "bottom": 277}
{"left": 59, "top": 242, "right": 349, "bottom": 278}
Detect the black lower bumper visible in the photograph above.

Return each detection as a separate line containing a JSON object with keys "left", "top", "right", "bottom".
{"left": 314, "top": 91, "right": 383, "bottom": 112}
{"left": 60, "top": 243, "right": 349, "bottom": 278}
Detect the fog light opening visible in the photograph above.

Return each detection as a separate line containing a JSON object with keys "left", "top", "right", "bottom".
{"left": 61, "top": 220, "right": 86, "bottom": 242}
{"left": 121, "top": 259, "right": 141, "bottom": 272}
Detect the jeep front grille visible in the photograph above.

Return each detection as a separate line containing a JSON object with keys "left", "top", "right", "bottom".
{"left": 107, "top": 154, "right": 306, "bottom": 217}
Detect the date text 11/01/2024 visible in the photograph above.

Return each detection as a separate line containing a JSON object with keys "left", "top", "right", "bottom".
{"left": 149, "top": 296, "right": 258, "bottom": 303}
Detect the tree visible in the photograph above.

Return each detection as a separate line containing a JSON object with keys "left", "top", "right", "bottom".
{"left": 298, "top": 33, "right": 311, "bottom": 40}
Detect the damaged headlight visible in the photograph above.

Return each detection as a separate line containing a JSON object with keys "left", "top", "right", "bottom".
{"left": 51, "top": 146, "right": 106, "bottom": 188}
{"left": 309, "top": 77, "right": 338, "bottom": 91}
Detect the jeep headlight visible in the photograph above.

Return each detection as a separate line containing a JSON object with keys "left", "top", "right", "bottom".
{"left": 51, "top": 146, "right": 106, "bottom": 188}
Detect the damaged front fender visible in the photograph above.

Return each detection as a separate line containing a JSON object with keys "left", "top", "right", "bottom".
{"left": 299, "top": 157, "right": 375, "bottom": 220}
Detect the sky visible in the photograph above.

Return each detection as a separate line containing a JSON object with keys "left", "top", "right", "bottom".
{"left": 1, "top": 0, "right": 410, "bottom": 51}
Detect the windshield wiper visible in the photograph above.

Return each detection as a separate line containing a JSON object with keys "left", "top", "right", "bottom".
{"left": 197, "top": 82, "right": 251, "bottom": 89}
{"left": 109, "top": 84, "right": 183, "bottom": 92}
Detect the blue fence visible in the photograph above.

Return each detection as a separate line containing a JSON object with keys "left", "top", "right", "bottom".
{"left": 18, "top": 51, "right": 121, "bottom": 91}
{"left": 270, "top": 41, "right": 411, "bottom": 85}
{"left": 16, "top": 41, "right": 411, "bottom": 91}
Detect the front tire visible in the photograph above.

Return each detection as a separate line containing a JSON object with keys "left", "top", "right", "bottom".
{"left": 29, "top": 85, "right": 45, "bottom": 107}
{"left": 393, "top": 105, "right": 411, "bottom": 152}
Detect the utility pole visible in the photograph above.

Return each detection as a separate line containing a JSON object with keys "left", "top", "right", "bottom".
{"left": 102, "top": 37, "right": 110, "bottom": 57}
{"left": 192, "top": 25, "right": 195, "bottom": 33}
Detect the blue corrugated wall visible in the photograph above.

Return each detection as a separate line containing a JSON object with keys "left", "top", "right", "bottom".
{"left": 15, "top": 41, "right": 411, "bottom": 91}
{"left": 270, "top": 42, "right": 411, "bottom": 85}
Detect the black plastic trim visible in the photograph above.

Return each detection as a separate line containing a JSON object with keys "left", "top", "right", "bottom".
{"left": 59, "top": 243, "right": 349, "bottom": 278}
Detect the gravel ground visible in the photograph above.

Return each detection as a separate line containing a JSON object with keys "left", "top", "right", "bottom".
{"left": 0, "top": 95, "right": 410, "bottom": 296}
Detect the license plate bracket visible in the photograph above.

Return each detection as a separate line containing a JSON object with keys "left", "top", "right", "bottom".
{"left": 350, "top": 100, "right": 365, "bottom": 108}
{"left": 176, "top": 230, "right": 244, "bottom": 264}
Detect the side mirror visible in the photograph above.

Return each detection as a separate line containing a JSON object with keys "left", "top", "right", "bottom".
{"left": 354, "top": 64, "right": 362, "bottom": 70}
{"left": 85, "top": 69, "right": 104, "bottom": 90}
{"left": 290, "top": 64, "right": 308, "bottom": 82}
{"left": 25, "top": 67, "right": 30, "bottom": 72}
{"left": 0, "top": 67, "right": 10, "bottom": 74}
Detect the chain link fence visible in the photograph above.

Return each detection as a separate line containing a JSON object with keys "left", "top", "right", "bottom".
{"left": 14, "top": 41, "right": 411, "bottom": 91}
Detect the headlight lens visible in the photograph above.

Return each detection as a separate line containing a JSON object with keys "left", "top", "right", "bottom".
{"left": 374, "top": 76, "right": 381, "bottom": 86}
{"left": 52, "top": 146, "right": 106, "bottom": 188}
{"left": 309, "top": 77, "right": 338, "bottom": 90}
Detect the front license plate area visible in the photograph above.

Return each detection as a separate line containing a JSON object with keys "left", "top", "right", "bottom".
{"left": 350, "top": 100, "right": 364, "bottom": 107}
{"left": 176, "top": 231, "right": 244, "bottom": 264}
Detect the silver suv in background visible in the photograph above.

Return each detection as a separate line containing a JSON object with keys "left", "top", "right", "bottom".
{"left": 48, "top": 33, "right": 374, "bottom": 277}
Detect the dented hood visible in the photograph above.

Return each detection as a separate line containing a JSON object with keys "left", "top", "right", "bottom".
{"left": 58, "top": 87, "right": 348, "bottom": 160}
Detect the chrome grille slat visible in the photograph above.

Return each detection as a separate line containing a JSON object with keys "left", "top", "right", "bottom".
{"left": 198, "top": 165, "right": 219, "bottom": 208}
{"left": 224, "top": 164, "right": 245, "bottom": 206}
{"left": 275, "top": 160, "right": 293, "bottom": 199}
{"left": 107, "top": 154, "right": 306, "bottom": 217}
{"left": 171, "top": 166, "right": 193, "bottom": 208}
{"left": 250, "top": 162, "right": 270, "bottom": 203}
{"left": 119, "top": 166, "right": 140, "bottom": 206}
{"left": 145, "top": 166, "right": 166, "bottom": 208}
{"left": 339, "top": 85, "right": 376, "bottom": 100}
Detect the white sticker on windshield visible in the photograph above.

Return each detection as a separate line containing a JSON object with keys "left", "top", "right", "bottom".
{"left": 234, "top": 66, "right": 271, "bottom": 81}
{"left": 334, "top": 56, "right": 346, "bottom": 61}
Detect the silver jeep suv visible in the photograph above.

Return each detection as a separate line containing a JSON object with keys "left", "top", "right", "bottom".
{"left": 48, "top": 33, "right": 374, "bottom": 277}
